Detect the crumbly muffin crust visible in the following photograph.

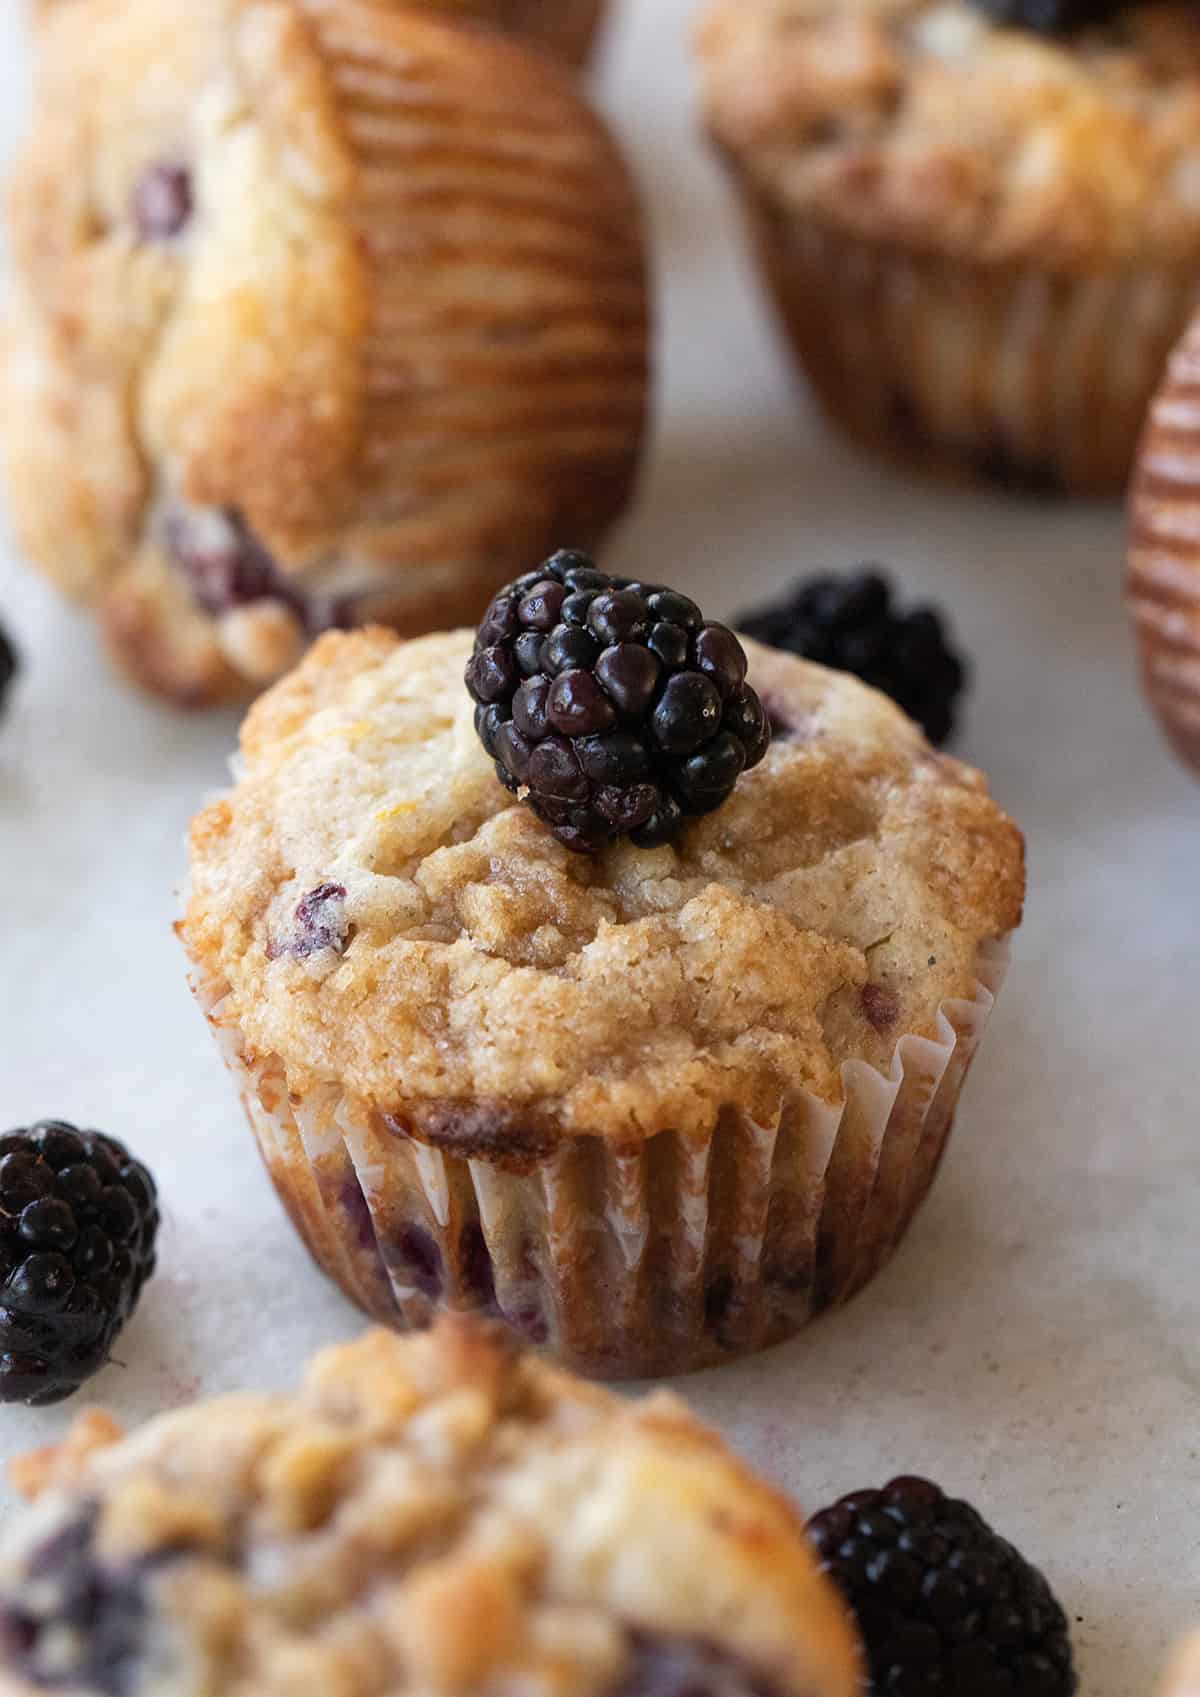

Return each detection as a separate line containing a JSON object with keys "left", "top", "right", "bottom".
{"left": 0, "top": 1320, "right": 861, "bottom": 1697}
{"left": 181, "top": 627, "right": 1024, "bottom": 1146}
{"left": 4, "top": 0, "right": 647, "bottom": 705}
{"left": 697, "top": 0, "right": 1200, "bottom": 270}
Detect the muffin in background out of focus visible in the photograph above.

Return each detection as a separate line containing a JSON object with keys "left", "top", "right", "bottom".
{"left": 32, "top": 0, "right": 610, "bottom": 66}
{"left": 696, "top": 0, "right": 1200, "bottom": 495}
{"left": 4, "top": 0, "right": 648, "bottom": 705}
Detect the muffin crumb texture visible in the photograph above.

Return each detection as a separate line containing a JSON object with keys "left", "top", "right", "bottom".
{"left": 182, "top": 627, "right": 1023, "bottom": 1141}
{"left": 698, "top": 0, "right": 1200, "bottom": 270}
{"left": 0, "top": 1320, "right": 861, "bottom": 1697}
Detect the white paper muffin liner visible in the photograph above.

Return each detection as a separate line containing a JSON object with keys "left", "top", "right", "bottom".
{"left": 741, "top": 196, "right": 1199, "bottom": 495}
{"left": 189, "top": 939, "right": 1010, "bottom": 1378}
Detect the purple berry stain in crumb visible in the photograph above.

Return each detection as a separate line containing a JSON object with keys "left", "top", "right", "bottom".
{"left": 393, "top": 1224, "right": 443, "bottom": 1301}
{"left": 860, "top": 983, "right": 900, "bottom": 1033}
{"left": 132, "top": 164, "right": 193, "bottom": 241}
{"left": 164, "top": 509, "right": 356, "bottom": 637}
{"left": 466, "top": 550, "right": 770, "bottom": 853}
{"left": 608, "top": 1635, "right": 781, "bottom": 1697}
{"left": 268, "top": 883, "right": 349, "bottom": 962}
{"left": 0, "top": 1503, "right": 176, "bottom": 1696}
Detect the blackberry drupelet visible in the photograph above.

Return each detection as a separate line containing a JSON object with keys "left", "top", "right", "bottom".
{"left": 0, "top": 618, "right": 18, "bottom": 719}
{"left": 969, "top": 0, "right": 1121, "bottom": 34}
{"left": 735, "top": 570, "right": 967, "bottom": 746}
{"left": 0, "top": 1122, "right": 159, "bottom": 1406}
{"left": 466, "top": 550, "right": 770, "bottom": 852}
{"left": 808, "top": 1476, "right": 1077, "bottom": 1697}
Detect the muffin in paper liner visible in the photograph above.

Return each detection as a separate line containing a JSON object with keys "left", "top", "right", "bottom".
{"left": 1128, "top": 310, "right": 1200, "bottom": 773}
{"left": 696, "top": 0, "right": 1200, "bottom": 496}
{"left": 4, "top": 0, "right": 647, "bottom": 705}
{"left": 189, "top": 940, "right": 1008, "bottom": 1377}
{"left": 179, "top": 625, "right": 1023, "bottom": 1380}
{"left": 742, "top": 207, "right": 1197, "bottom": 496}
{"left": 0, "top": 1323, "right": 863, "bottom": 1697}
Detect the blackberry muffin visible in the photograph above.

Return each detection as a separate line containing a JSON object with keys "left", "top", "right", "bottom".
{"left": 3, "top": 0, "right": 647, "bottom": 706}
{"left": 1128, "top": 309, "right": 1200, "bottom": 771}
{"left": 34, "top": 0, "right": 609, "bottom": 66}
{"left": 0, "top": 1319, "right": 862, "bottom": 1697}
{"left": 179, "top": 582, "right": 1024, "bottom": 1377}
{"left": 696, "top": 0, "right": 1200, "bottom": 494}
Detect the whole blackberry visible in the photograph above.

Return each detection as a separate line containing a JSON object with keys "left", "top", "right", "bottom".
{"left": 0, "top": 618, "right": 18, "bottom": 719}
{"left": 0, "top": 1122, "right": 159, "bottom": 1406}
{"left": 970, "top": 0, "right": 1120, "bottom": 33}
{"left": 808, "top": 1477, "right": 1077, "bottom": 1697}
{"left": 466, "top": 550, "right": 770, "bottom": 853}
{"left": 735, "top": 570, "right": 967, "bottom": 746}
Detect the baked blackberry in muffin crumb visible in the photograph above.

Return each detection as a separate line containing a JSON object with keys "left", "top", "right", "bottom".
{"left": 467, "top": 550, "right": 770, "bottom": 851}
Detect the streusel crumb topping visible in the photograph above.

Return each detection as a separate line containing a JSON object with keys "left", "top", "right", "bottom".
{"left": 0, "top": 1320, "right": 860, "bottom": 1697}
{"left": 180, "top": 628, "right": 1023, "bottom": 1141}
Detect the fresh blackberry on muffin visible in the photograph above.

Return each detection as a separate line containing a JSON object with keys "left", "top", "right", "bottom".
{"left": 736, "top": 571, "right": 967, "bottom": 746}
{"left": 466, "top": 550, "right": 771, "bottom": 851}
{"left": 808, "top": 1476, "right": 1077, "bottom": 1697}
{"left": 0, "top": 1122, "right": 159, "bottom": 1406}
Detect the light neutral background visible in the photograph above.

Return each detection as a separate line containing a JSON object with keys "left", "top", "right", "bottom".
{"left": 1, "top": 3, "right": 1197, "bottom": 1691}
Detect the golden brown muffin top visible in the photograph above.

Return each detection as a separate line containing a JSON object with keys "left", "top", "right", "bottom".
{"left": 697, "top": 0, "right": 1200, "bottom": 270}
{"left": 0, "top": 1319, "right": 861, "bottom": 1697}
{"left": 180, "top": 628, "right": 1024, "bottom": 1145}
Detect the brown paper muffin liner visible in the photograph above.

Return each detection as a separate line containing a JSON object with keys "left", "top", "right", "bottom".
{"left": 456, "top": 0, "right": 608, "bottom": 65}
{"left": 308, "top": 0, "right": 649, "bottom": 631}
{"left": 1128, "top": 313, "right": 1200, "bottom": 773}
{"left": 742, "top": 194, "right": 1199, "bottom": 496}
{"left": 190, "top": 939, "right": 1009, "bottom": 1378}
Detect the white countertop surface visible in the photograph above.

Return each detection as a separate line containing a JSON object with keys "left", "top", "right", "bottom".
{"left": 1, "top": 3, "right": 1198, "bottom": 1692}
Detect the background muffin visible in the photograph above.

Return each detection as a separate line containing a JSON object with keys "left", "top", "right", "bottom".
{"left": 34, "top": 0, "right": 610, "bottom": 67}
{"left": 3, "top": 0, "right": 648, "bottom": 705}
{"left": 696, "top": 0, "right": 1200, "bottom": 494}
{"left": 1128, "top": 309, "right": 1200, "bottom": 771}
{"left": 180, "top": 617, "right": 1024, "bottom": 1378}
{"left": 0, "top": 1319, "right": 862, "bottom": 1697}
